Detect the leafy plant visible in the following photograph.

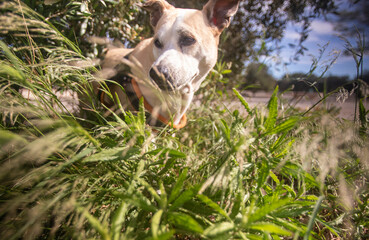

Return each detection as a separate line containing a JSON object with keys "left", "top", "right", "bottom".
{"left": 1, "top": 1, "right": 368, "bottom": 240}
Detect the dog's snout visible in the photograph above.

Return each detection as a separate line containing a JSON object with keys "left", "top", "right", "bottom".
{"left": 149, "top": 66, "right": 174, "bottom": 91}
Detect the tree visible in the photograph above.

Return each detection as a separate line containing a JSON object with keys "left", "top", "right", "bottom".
{"left": 278, "top": 72, "right": 352, "bottom": 92}
{"left": 2, "top": 0, "right": 151, "bottom": 58}
{"left": 330, "top": 0, "right": 369, "bottom": 35}
{"left": 329, "top": 0, "right": 369, "bottom": 55}
{"left": 3, "top": 0, "right": 338, "bottom": 78}
{"left": 242, "top": 62, "right": 276, "bottom": 91}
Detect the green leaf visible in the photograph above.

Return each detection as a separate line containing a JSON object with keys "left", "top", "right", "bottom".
{"left": 197, "top": 194, "right": 231, "bottom": 221}
{"left": 169, "top": 168, "right": 188, "bottom": 203}
{"left": 140, "top": 179, "right": 162, "bottom": 205}
{"left": 249, "top": 222, "right": 292, "bottom": 236}
{"left": 316, "top": 218, "right": 340, "bottom": 238}
{"left": 151, "top": 210, "right": 163, "bottom": 239}
{"left": 233, "top": 88, "right": 252, "bottom": 114}
{"left": 0, "top": 130, "right": 28, "bottom": 146}
{"left": 230, "top": 193, "right": 242, "bottom": 219}
{"left": 267, "top": 117, "right": 300, "bottom": 135}
{"left": 219, "top": 119, "right": 231, "bottom": 147}
{"left": 157, "top": 230, "right": 175, "bottom": 240}
{"left": 0, "top": 64, "right": 25, "bottom": 83}
{"left": 0, "top": 41, "right": 26, "bottom": 83}
{"left": 265, "top": 86, "right": 279, "bottom": 131}
{"left": 111, "top": 202, "right": 129, "bottom": 240}
{"left": 257, "top": 161, "right": 270, "bottom": 188}
{"left": 304, "top": 196, "right": 324, "bottom": 240}
{"left": 138, "top": 97, "right": 146, "bottom": 125}
{"left": 282, "top": 185, "right": 296, "bottom": 198}
{"left": 244, "top": 233, "right": 264, "bottom": 240}
{"left": 204, "top": 222, "right": 234, "bottom": 237}
{"left": 221, "top": 69, "right": 232, "bottom": 75}
{"left": 146, "top": 148, "right": 186, "bottom": 159}
{"left": 159, "top": 181, "right": 168, "bottom": 209}
{"left": 124, "top": 192, "right": 157, "bottom": 213}
{"left": 146, "top": 230, "right": 175, "bottom": 240}
{"left": 248, "top": 198, "right": 292, "bottom": 223}
{"left": 269, "top": 170, "right": 280, "bottom": 185}
{"left": 77, "top": 206, "right": 110, "bottom": 240}
{"left": 158, "top": 158, "right": 176, "bottom": 175}
{"left": 170, "top": 185, "right": 199, "bottom": 211}
{"left": 164, "top": 149, "right": 186, "bottom": 158}
{"left": 168, "top": 212, "right": 203, "bottom": 234}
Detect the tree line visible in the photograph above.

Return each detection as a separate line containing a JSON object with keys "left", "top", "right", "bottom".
{"left": 4, "top": 0, "right": 344, "bottom": 72}
{"left": 3, "top": 0, "right": 367, "bottom": 97}
{"left": 241, "top": 63, "right": 369, "bottom": 96}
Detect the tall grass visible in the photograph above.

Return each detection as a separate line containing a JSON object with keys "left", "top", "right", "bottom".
{"left": 1, "top": 1, "right": 369, "bottom": 239}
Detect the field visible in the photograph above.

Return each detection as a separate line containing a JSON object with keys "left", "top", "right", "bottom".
{"left": 238, "top": 92, "right": 369, "bottom": 120}
{"left": 1, "top": 1, "right": 369, "bottom": 240}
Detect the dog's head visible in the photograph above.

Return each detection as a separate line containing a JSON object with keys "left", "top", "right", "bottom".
{"left": 143, "top": 0, "right": 240, "bottom": 94}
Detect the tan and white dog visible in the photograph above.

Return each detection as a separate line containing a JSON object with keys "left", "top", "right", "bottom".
{"left": 95, "top": 0, "right": 240, "bottom": 129}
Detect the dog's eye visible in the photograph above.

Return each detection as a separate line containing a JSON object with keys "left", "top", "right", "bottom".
{"left": 154, "top": 39, "right": 163, "bottom": 49}
{"left": 179, "top": 36, "right": 196, "bottom": 47}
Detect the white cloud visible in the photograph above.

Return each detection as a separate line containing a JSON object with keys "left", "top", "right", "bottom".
{"left": 284, "top": 30, "right": 300, "bottom": 40}
{"left": 284, "top": 20, "right": 335, "bottom": 43}
{"left": 310, "top": 20, "right": 336, "bottom": 35}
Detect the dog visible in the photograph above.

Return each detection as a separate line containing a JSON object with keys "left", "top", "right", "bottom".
{"left": 94, "top": 0, "right": 240, "bottom": 129}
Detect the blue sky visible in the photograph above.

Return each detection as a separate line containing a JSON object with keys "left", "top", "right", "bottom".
{"left": 263, "top": 3, "right": 369, "bottom": 80}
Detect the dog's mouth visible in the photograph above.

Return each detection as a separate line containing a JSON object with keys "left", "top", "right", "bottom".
{"left": 149, "top": 67, "right": 175, "bottom": 91}
{"left": 149, "top": 67, "right": 197, "bottom": 93}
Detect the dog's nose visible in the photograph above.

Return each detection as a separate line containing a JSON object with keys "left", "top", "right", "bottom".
{"left": 149, "top": 66, "right": 174, "bottom": 91}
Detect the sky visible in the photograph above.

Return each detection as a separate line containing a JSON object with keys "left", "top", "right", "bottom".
{"left": 264, "top": 1, "right": 369, "bottom": 80}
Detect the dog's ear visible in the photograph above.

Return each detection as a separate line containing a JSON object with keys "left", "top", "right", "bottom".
{"left": 203, "top": 0, "right": 240, "bottom": 31}
{"left": 143, "top": 0, "right": 174, "bottom": 27}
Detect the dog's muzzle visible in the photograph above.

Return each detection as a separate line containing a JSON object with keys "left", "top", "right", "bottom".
{"left": 149, "top": 66, "right": 175, "bottom": 91}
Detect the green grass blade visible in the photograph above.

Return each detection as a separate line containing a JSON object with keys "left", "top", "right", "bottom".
{"left": 111, "top": 202, "right": 129, "bottom": 240}
{"left": 77, "top": 206, "right": 111, "bottom": 240}
{"left": 0, "top": 130, "right": 28, "bottom": 146}
{"left": 0, "top": 41, "right": 26, "bottom": 82}
{"left": 303, "top": 196, "right": 324, "bottom": 240}
{"left": 197, "top": 194, "right": 232, "bottom": 221}
{"left": 233, "top": 88, "right": 252, "bottom": 114}
{"left": 266, "top": 117, "right": 300, "bottom": 135}
{"left": 204, "top": 222, "right": 234, "bottom": 237}
{"left": 83, "top": 147, "right": 140, "bottom": 162}
{"left": 146, "top": 148, "right": 186, "bottom": 159}
{"left": 265, "top": 86, "right": 279, "bottom": 131}
{"left": 168, "top": 212, "right": 204, "bottom": 234}
{"left": 169, "top": 168, "right": 188, "bottom": 203}
{"left": 247, "top": 198, "right": 292, "bottom": 223}
{"left": 249, "top": 222, "right": 292, "bottom": 236}
{"left": 151, "top": 209, "right": 163, "bottom": 239}
{"left": 138, "top": 97, "right": 146, "bottom": 126}
{"left": 140, "top": 179, "right": 162, "bottom": 205}
{"left": 169, "top": 185, "right": 200, "bottom": 211}
{"left": 146, "top": 230, "right": 175, "bottom": 240}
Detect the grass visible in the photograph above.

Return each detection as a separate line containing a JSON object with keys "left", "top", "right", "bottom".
{"left": 1, "top": 1, "right": 369, "bottom": 239}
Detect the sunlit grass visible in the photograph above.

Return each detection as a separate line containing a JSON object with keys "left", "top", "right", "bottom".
{"left": 1, "top": 1, "right": 369, "bottom": 239}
